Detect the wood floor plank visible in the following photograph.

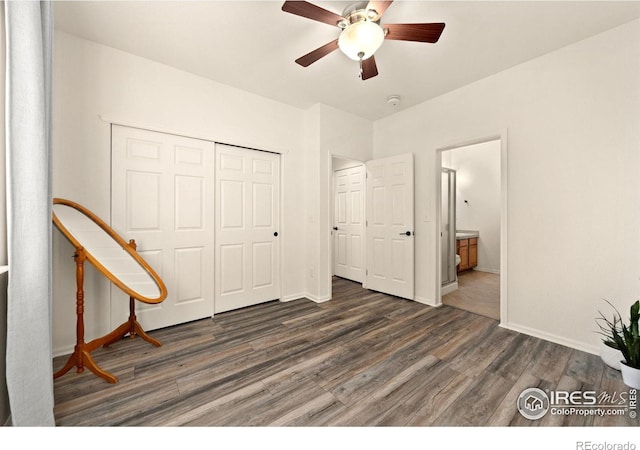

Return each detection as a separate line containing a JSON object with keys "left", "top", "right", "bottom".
{"left": 564, "top": 349, "right": 604, "bottom": 386}
{"left": 327, "top": 356, "right": 444, "bottom": 426}
{"left": 446, "top": 324, "right": 518, "bottom": 377}
{"left": 525, "top": 340, "right": 574, "bottom": 384}
{"left": 404, "top": 371, "right": 475, "bottom": 426}
{"left": 429, "top": 370, "right": 515, "bottom": 426}
{"left": 52, "top": 277, "right": 630, "bottom": 427}
{"left": 487, "top": 334, "right": 546, "bottom": 381}
{"left": 329, "top": 333, "right": 445, "bottom": 406}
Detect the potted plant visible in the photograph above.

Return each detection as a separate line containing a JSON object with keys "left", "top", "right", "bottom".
{"left": 596, "top": 300, "right": 640, "bottom": 389}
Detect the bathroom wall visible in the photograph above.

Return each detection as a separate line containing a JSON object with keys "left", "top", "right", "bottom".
{"left": 449, "top": 140, "right": 501, "bottom": 273}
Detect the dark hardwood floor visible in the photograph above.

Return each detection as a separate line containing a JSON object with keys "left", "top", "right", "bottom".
{"left": 52, "top": 277, "right": 638, "bottom": 426}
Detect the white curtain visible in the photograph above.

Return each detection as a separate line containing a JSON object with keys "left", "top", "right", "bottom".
{"left": 4, "top": 1, "right": 54, "bottom": 426}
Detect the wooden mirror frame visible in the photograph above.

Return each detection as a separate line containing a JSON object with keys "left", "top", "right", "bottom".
{"left": 52, "top": 198, "right": 167, "bottom": 304}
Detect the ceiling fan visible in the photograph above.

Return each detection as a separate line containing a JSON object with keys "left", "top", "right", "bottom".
{"left": 282, "top": 1, "right": 445, "bottom": 80}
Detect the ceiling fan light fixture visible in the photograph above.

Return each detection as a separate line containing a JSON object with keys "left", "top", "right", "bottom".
{"left": 338, "top": 20, "right": 385, "bottom": 61}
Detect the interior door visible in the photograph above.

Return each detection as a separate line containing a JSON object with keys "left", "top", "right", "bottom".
{"left": 365, "top": 153, "right": 414, "bottom": 300}
{"left": 215, "top": 144, "right": 280, "bottom": 313}
{"left": 333, "top": 165, "right": 365, "bottom": 283}
{"left": 111, "top": 125, "right": 215, "bottom": 330}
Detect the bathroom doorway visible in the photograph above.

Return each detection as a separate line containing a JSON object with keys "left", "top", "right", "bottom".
{"left": 439, "top": 139, "right": 503, "bottom": 320}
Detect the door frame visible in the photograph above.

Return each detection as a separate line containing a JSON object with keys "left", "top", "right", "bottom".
{"left": 435, "top": 130, "right": 509, "bottom": 325}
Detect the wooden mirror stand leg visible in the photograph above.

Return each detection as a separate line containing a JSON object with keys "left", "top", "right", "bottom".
{"left": 99, "top": 295, "right": 162, "bottom": 348}
{"left": 100, "top": 239, "right": 162, "bottom": 349}
{"left": 53, "top": 247, "right": 118, "bottom": 384}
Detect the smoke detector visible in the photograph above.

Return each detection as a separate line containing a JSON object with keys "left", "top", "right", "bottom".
{"left": 387, "top": 95, "right": 401, "bottom": 107}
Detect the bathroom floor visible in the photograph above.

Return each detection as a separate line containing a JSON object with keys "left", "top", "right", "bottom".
{"left": 442, "top": 270, "right": 500, "bottom": 320}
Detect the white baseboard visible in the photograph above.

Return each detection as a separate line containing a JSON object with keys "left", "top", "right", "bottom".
{"left": 414, "top": 296, "right": 441, "bottom": 307}
{"left": 441, "top": 282, "right": 458, "bottom": 296}
{"left": 500, "top": 321, "right": 599, "bottom": 355}
{"left": 305, "top": 293, "right": 331, "bottom": 303}
{"left": 53, "top": 345, "right": 74, "bottom": 358}
{"left": 280, "top": 292, "right": 331, "bottom": 303}
{"left": 473, "top": 267, "right": 500, "bottom": 274}
{"left": 280, "top": 292, "right": 307, "bottom": 303}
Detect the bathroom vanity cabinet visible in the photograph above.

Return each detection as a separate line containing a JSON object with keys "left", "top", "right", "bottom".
{"left": 456, "top": 237, "right": 478, "bottom": 272}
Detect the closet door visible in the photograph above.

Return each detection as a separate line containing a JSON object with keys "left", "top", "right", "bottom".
{"left": 111, "top": 125, "right": 215, "bottom": 330}
{"left": 215, "top": 144, "right": 280, "bottom": 313}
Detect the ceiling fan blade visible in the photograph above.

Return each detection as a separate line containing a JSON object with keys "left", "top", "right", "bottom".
{"left": 295, "top": 39, "right": 339, "bottom": 67}
{"left": 282, "top": 1, "right": 344, "bottom": 27}
{"left": 384, "top": 23, "right": 446, "bottom": 43}
{"left": 366, "top": 1, "right": 393, "bottom": 19}
{"left": 361, "top": 56, "right": 378, "bottom": 80}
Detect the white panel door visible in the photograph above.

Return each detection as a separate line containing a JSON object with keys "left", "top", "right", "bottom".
{"left": 333, "top": 165, "right": 365, "bottom": 283}
{"left": 215, "top": 144, "right": 280, "bottom": 313}
{"left": 365, "top": 153, "right": 414, "bottom": 300}
{"left": 111, "top": 125, "right": 215, "bottom": 331}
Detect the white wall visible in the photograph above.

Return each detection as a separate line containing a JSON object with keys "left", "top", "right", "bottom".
{"left": 308, "top": 104, "right": 373, "bottom": 301}
{"left": 52, "top": 32, "right": 308, "bottom": 354}
{"left": 373, "top": 19, "right": 640, "bottom": 353}
{"left": 448, "top": 140, "right": 501, "bottom": 273}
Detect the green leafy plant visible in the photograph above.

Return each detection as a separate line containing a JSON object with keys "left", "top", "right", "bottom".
{"left": 596, "top": 300, "right": 640, "bottom": 369}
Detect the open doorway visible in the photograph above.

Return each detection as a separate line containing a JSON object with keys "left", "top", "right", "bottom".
{"left": 328, "top": 153, "right": 416, "bottom": 302}
{"left": 331, "top": 156, "right": 366, "bottom": 285}
{"left": 439, "top": 139, "right": 502, "bottom": 320}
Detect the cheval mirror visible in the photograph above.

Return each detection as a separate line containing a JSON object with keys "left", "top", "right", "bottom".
{"left": 52, "top": 198, "right": 167, "bottom": 383}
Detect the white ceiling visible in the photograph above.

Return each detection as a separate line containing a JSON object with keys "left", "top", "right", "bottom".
{"left": 53, "top": 1, "right": 640, "bottom": 120}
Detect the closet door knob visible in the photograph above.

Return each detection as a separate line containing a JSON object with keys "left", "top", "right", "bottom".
{"left": 333, "top": 227, "right": 338, "bottom": 231}
{"left": 399, "top": 231, "right": 412, "bottom": 236}
{"left": 274, "top": 232, "right": 278, "bottom": 237}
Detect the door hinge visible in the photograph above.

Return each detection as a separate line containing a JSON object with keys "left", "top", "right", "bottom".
{"left": 366, "top": 269, "right": 368, "bottom": 276}
{"left": 366, "top": 220, "right": 368, "bottom": 226}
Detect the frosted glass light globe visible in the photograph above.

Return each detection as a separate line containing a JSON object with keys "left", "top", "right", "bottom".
{"left": 338, "top": 20, "right": 385, "bottom": 61}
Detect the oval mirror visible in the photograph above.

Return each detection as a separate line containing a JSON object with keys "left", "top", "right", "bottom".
{"left": 52, "top": 198, "right": 167, "bottom": 304}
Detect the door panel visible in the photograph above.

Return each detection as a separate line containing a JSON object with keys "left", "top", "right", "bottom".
{"left": 365, "top": 154, "right": 414, "bottom": 300}
{"left": 111, "top": 125, "right": 215, "bottom": 330}
{"left": 215, "top": 144, "right": 280, "bottom": 313}
{"left": 333, "top": 165, "right": 365, "bottom": 283}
